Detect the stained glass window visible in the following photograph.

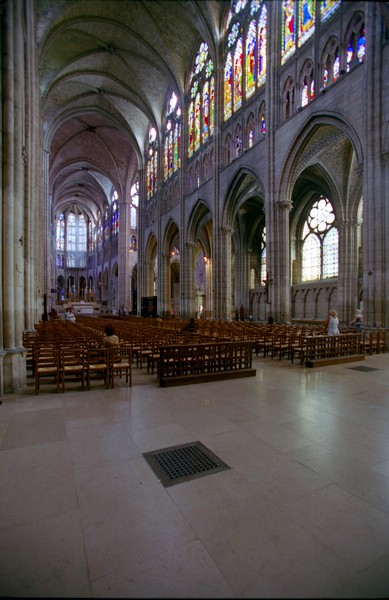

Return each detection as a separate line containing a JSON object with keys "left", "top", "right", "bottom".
{"left": 257, "top": 4, "right": 267, "bottom": 87}
{"left": 164, "top": 91, "right": 181, "bottom": 180}
{"left": 130, "top": 181, "right": 139, "bottom": 231}
{"left": 104, "top": 206, "right": 110, "bottom": 241}
{"left": 282, "top": 0, "right": 321, "bottom": 65}
{"left": 88, "top": 220, "right": 93, "bottom": 253}
{"left": 194, "top": 92, "right": 201, "bottom": 152}
{"left": 112, "top": 200, "right": 119, "bottom": 236}
{"left": 210, "top": 76, "right": 215, "bottom": 135}
{"left": 224, "top": 51, "right": 233, "bottom": 120}
{"left": 259, "top": 102, "right": 266, "bottom": 135}
{"left": 56, "top": 213, "right": 65, "bottom": 251}
{"left": 301, "top": 62, "right": 314, "bottom": 106}
{"left": 225, "top": 1, "right": 266, "bottom": 121}
{"left": 146, "top": 127, "right": 158, "bottom": 198}
{"left": 302, "top": 197, "right": 338, "bottom": 282}
{"left": 246, "top": 21, "right": 256, "bottom": 99}
{"left": 247, "top": 112, "right": 255, "bottom": 148}
{"left": 111, "top": 190, "right": 119, "bottom": 236}
{"left": 233, "top": 38, "right": 243, "bottom": 111}
{"left": 203, "top": 81, "right": 210, "bottom": 141}
{"left": 188, "top": 100, "right": 195, "bottom": 156}
{"left": 298, "top": 0, "right": 315, "bottom": 46}
{"left": 96, "top": 211, "right": 102, "bottom": 246}
{"left": 346, "top": 15, "right": 366, "bottom": 72}
{"left": 66, "top": 210, "right": 87, "bottom": 268}
{"left": 261, "top": 227, "right": 266, "bottom": 285}
{"left": 67, "top": 214, "right": 76, "bottom": 254}
{"left": 333, "top": 56, "right": 340, "bottom": 81}
{"left": 321, "top": 37, "right": 340, "bottom": 89}
{"left": 188, "top": 41, "right": 214, "bottom": 158}
{"left": 320, "top": 0, "right": 341, "bottom": 23}
{"left": 281, "top": 0, "right": 295, "bottom": 65}
{"left": 357, "top": 29, "right": 366, "bottom": 63}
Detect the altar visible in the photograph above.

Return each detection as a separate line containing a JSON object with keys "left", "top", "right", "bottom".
{"left": 68, "top": 301, "right": 100, "bottom": 315}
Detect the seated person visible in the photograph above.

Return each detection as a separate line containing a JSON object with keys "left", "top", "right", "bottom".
{"left": 182, "top": 317, "right": 196, "bottom": 333}
{"left": 103, "top": 324, "right": 120, "bottom": 346}
{"left": 64, "top": 308, "right": 76, "bottom": 322}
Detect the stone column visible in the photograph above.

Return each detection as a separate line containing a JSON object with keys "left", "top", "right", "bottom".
{"left": 204, "top": 256, "right": 213, "bottom": 319}
{"left": 363, "top": 2, "right": 387, "bottom": 327}
{"left": 273, "top": 200, "right": 292, "bottom": 322}
{"left": 338, "top": 217, "right": 362, "bottom": 325}
{"left": 117, "top": 198, "right": 131, "bottom": 311}
{"left": 1, "top": 0, "right": 32, "bottom": 393}
{"left": 2, "top": 0, "right": 16, "bottom": 350}
{"left": 137, "top": 168, "right": 147, "bottom": 315}
{"left": 263, "top": 1, "right": 281, "bottom": 321}
{"left": 180, "top": 242, "right": 195, "bottom": 318}
{"left": 158, "top": 252, "right": 170, "bottom": 317}
{"left": 216, "top": 226, "right": 234, "bottom": 320}
{"left": 25, "top": 19, "right": 42, "bottom": 330}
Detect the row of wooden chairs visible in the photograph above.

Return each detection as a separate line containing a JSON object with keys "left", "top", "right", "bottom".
{"left": 33, "top": 340, "right": 131, "bottom": 394}
{"left": 255, "top": 328, "right": 387, "bottom": 365}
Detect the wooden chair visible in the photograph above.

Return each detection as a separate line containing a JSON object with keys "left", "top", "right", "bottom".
{"left": 34, "top": 343, "right": 60, "bottom": 394}
{"left": 290, "top": 333, "right": 307, "bottom": 365}
{"left": 85, "top": 346, "right": 109, "bottom": 390}
{"left": 60, "top": 345, "right": 85, "bottom": 392}
{"left": 271, "top": 329, "right": 291, "bottom": 360}
{"left": 107, "top": 345, "right": 132, "bottom": 387}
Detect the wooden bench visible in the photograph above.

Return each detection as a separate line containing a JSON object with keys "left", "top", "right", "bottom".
{"left": 158, "top": 340, "right": 256, "bottom": 387}
{"left": 304, "top": 333, "right": 365, "bottom": 367}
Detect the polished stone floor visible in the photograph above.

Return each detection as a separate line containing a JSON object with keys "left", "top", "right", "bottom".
{"left": 1, "top": 353, "right": 389, "bottom": 598}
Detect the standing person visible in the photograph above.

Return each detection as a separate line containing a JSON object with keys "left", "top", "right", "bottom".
{"left": 350, "top": 309, "right": 363, "bottom": 332}
{"left": 103, "top": 324, "right": 120, "bottom": 346}
{"left": 325, "top": 310, "right": 340, "bottom": 335}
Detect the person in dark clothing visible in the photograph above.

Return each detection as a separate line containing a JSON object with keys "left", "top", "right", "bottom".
{"left": 182, "top": 317, "right": 196, "bottom": 332}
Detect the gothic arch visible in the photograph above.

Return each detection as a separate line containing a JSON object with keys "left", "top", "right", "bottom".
{"left": 222, "top": 168, "right": 264, "bottom": 230}
{"left": 145, "top": 232, "right": 158, "bottom": 297}
{"left": 278, "top": 112, "right": 364, "bottom": 206}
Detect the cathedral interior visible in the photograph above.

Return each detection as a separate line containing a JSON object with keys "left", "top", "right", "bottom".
{"left": 0, "top": 0, "right": 388, "bottom": 393}
{"left": 1, "top": 2, "right": 389, "bottom": 597}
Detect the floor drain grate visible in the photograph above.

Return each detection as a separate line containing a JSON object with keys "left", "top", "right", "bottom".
{"left": 143, "top": 441, "right": 230, "bottom": 487}
{"left": 348, "top": 366, "right": 380, "bottom": 372}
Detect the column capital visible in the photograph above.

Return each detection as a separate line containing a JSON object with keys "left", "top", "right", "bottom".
{"left": 355, "top": 163, "right": 364, "bottom": 177}
{"left": 221, "top": 226, "right": 234, "bottom": 236}
{"left": 277, "top": 199, "right": 292, "bottom": 211}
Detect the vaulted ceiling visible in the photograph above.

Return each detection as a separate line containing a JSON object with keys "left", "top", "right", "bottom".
{"left": 36, "top": 0, "right": 227, "bottom": 221}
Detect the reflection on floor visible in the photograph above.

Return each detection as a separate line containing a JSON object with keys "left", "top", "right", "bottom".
{"left": 1, "top": 353, "right": 389, "bottom": 598}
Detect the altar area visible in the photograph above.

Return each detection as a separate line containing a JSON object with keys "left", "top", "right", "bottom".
{"left": 63, "top": 301, "right": 101, "bottom": 315}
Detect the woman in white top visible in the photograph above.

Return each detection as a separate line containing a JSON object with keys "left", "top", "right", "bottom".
{"left": 326, "top": 310, "right": 340, "bottom": 335}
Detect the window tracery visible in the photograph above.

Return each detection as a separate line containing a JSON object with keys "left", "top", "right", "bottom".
{"left": 346, "top": 13, "right": 365, "bottom": 72}
{"left": 164, "top": 91, "right": 181, "bottom": 180}
{"left": 224, "top": 0, "right": 267, "bottom": 121}
{"left": 146, "top": 127, "right": 158, "bottom": 199}
{"left": 301, "top": 196, "right": 338, "bottom": 282}
{"left": 188, "top": 42, "right": 214, "bottom": 158}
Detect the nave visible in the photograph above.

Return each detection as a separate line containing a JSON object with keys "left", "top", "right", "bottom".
{"left": 1, "top": 346, "right": 389, "bottom": 598}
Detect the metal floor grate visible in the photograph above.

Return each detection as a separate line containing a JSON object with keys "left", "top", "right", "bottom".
{"left": 143, "top": 441, "right": 230, "bottom": 487}
{"left": 348, "top": 366, "right": 380, "bottom": 372}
